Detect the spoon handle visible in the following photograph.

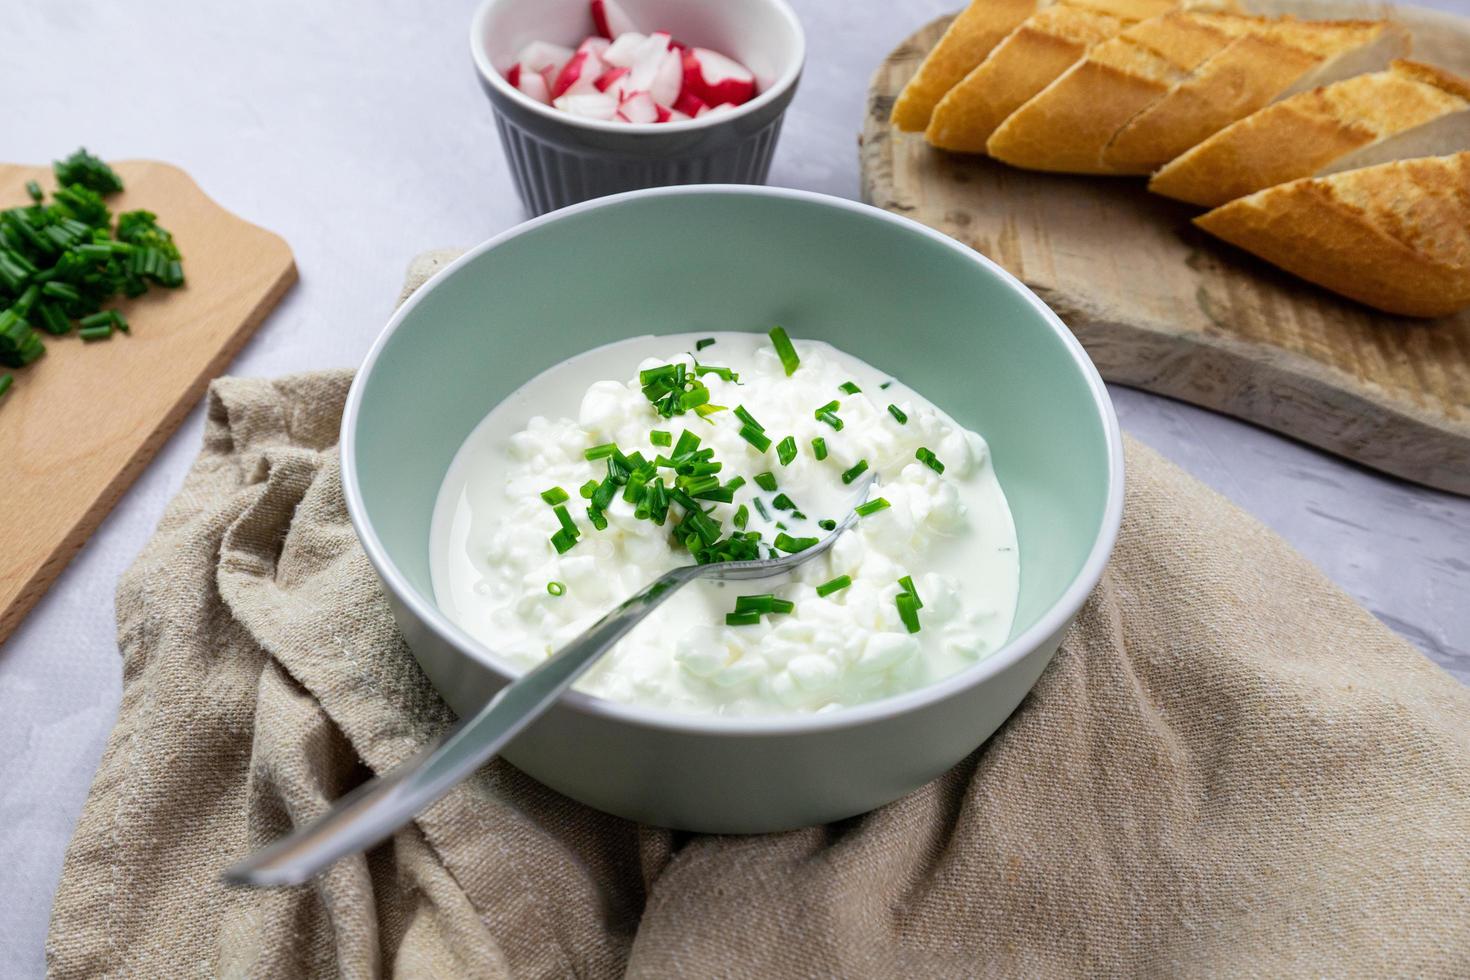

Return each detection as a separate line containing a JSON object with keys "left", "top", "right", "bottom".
{"left": 222, "top": 563, "right": 702, "bottom": 888}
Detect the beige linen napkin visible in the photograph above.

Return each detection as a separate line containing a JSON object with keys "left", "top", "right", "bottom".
{"left": 46, "top": 253, "right": 1470, "bottom": 978}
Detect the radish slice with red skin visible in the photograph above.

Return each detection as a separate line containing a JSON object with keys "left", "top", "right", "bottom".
{"left": 668, "top": 108, "right": 691, "bottom": 121}
{"left": 681, "top": 47, "right": 756, "bottom": 107}
{"left": 594, "top": 66, "right": 629, "bottom": 93}
{"left": 673, "top": 90, "right": 707, "bottom": 117}
{"left": 591, "top": 0, "right": 638, "bottom": 41}
{"left": 603, "top": 32, "right": 646, "bottom": 68}
{"left": 648, "top": 49, "right": 682, "bottom": 107}
{"left": 518, "top": 70, "right": 551, "bottom": 104}
{"left": 518, "top": 41, "right": 574, "bottom": 75}
{"left": 554, "top": 92, "right": 618, "bottom": 120}
{"left": 617, "top": 91, "right": 660, "bottom": 124}
{"left": 578, "top": 36, "right": 611, "bottom": 58}
{"left": 655, "top": 104, "right": 673, "bottom": 122}
{"left": 506, "top": 62, "right": 522, "bottom": 86}
{"left": 552, "top": 49, "right": 606, "bottom": 99}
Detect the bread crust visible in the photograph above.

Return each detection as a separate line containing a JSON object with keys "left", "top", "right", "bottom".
{"left": 1195, "top": 152, "right": 1470, "bottom": 317}
{"left": 892, "top": 0, "right": 1040, "bottom": 132}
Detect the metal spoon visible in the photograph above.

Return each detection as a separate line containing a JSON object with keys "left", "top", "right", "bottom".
{"left": 224, "top": 476, "right": 876, "bottom": 887}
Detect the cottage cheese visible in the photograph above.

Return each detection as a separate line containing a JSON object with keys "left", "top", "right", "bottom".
{"left": 431, "top": 332, "right": 1018, "bottom": 716}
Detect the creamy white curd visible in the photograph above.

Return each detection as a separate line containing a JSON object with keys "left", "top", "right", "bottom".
{"left": 431, "top": 332, "right": 1019, "bottom": 716}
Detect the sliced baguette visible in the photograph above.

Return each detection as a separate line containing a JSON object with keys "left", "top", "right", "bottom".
{"left": 1195, "top": 152, "right": 1470, "bottom": 317}
{"left": 1102, "top": 19, "right": 1407, "bottom": 172}
{"left": 1151, "top": 60, "right": 1470, "bottom": 207}
{"left": 985, "top": 11, "right": 1263, "bottom": 173}
{"left": 925, "top": 0, "right": 1176, "bottom": 152}
{"left": 891, "top": 0, "right": 1042, "bottom": 132}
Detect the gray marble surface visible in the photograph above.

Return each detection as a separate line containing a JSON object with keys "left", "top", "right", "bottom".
{"left": 3, "top": 0, "right": 1467, "bottom": 973}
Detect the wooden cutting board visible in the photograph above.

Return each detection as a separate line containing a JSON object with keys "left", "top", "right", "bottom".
{"left": 0, "top": 161, "right": 295, "bottom": 644}
{"left": 861, "top": 0, "right": 1470, "bottom": 496}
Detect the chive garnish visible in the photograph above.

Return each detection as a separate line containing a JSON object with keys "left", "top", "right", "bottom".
{"left": 855, "top": 497, "right": 890, "bottom": 517}
{"left": 696, "top": 337, "right": 716, "bottom": 350}
{"left": 587, "top": 507, "right": 608, "bottom": 531}
{"left": 734, "top": 404, "right": 764, "bottom": 432}
{"left": 818, "top": 518, "right": 837, "bottom": 531}
{"left": 540, "top": 486, "right": 569, "bottom": 505}
{"left": 547, "top": 581, "right": 566, "bottom": 596}
{"left": 725, "top": 611, "right": 761, "bottom": 626}
{"left": 0, "top": 374, "right": 12, "bottom": 400}
{"left": 776, "top": 436, "right": 797, "bottom": 466}
{"left": 898, "top": 575, "right": 923, "bottom": 608}
{"left": 734, "top": 594, "right": 775, "bottom": 614}
{"left": 769, "top": 326, "right": 799, "bottom": 376}
{"left": 725, "top": 476, "right": 746, "bottom": 492}
{"left": 773, "top": 532, "right": 818, "bottom": 553}
{"left": 580, "top": 480, "right": 599, "bottom": 499}
{"left": 817, "top": 411, "right": 843, "bottom": 431}
{"left": 839, "top": 381, "right": 861, "bottom": 395}
{"left": 673, "top": 430, "right": 702, "bottom": 458}
{"left": 733, "top": 504, "right": 749, "bottom": 529}
{"left": 887, "top": 404, "right": 908, "bottom": 424}
{"left": 739, "top": 425, "right": 772, "bottom": 453}
{"left": 814, "top": 399, "right": 840, "bottom": 417}
{"left": 694, "top": 362, "right": 738, "bottom": 382}
{"left": 841, "top": 460, "right": 869, "bottom": 484}
{"left": 79, "top": 325, "right": 112, "bottom": 342}
{"left": 753, "top": 498, "right": 771, "bottom": 521}
{"left": 553, "top": 505, "right": 578, "bottom": 537}
{"left": 650, "top": 430, "right": 672, "bottom": 447}
{"left": 25, "top": 180, "right": 42, "bottom": 203}
{"left": 772, "top": 493, "right": 797, "bottom": 512}
{"left": 880, "top": 381, "right": 892, "bottom": 390}
{"left": 585, "top": 443, "right": 618, "bottom": 460}
{"left": 816, "top": 575, "right": 852, "bottom": 598}
{"left": 916, "top": 447, "right": 945, "bottom": 474}
{"left": 550, "top": 528, "right": 577, "bottom": 554}
{"left": 895, "top": 592, "right": 921, "bottom": 633}
{"left": 754, "top": 472, "right": 778, "bottom": 492}
{"left": 811, "top": 437, "right": 828, "bottom": 461}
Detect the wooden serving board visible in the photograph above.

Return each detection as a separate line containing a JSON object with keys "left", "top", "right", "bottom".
{"left": 861, "top": 0, "right": 1470, "bottom": 495}
{"left": 0, "top": 161, "right": 295, "bottom": 644}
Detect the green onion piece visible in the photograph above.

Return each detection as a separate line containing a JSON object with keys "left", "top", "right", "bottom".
{"left": 839, "top": 381, "right": 861, "bottom": 395}
{"left": 733, "top": 504, "right": 749, "bottom": 529}
{"left": 887, "top": 404, "right": 909, "bottom": 424}
{"left": 841, "top": 460, "right": 869, "bottom": 484}
{"left": 753, "top": 498, "right": 771, "bottom": 521}
{"left": 816, "top": 575, "right": 851, "bottom": 598}
{"left": 773, "top": 532, "right": 818, "bottom": 554}
{"left": 673, "top": 429, "right": 701, "bottom": 458}
{"left": 818, "top": 518, "right": 837, "bottom": 531}
{"left": 553, "top": 505, "right": 579, "bottom": 538}
{"left": 855, "top": 497, "right": 891, "bottom": 517}
{"left": 550, "top": 528, "right": 578, "bottom": 554}
{"left": 769, "top": 326, "right": 799, "bottom": 376}
{"left": 754, "top": 472, "right": 778, "bottom": 492}
{"left": 639, "top": 363, "right": 678, "bottom": 386}
{"left": 111, "top": 310, "right": 129, "bottom": 334}
{"left": 734, "top": 594, "right": 774, "bottom": 614}
{"left": 650, "top": 430, "right": 672, "bottom": 447}
{"left": 694, "top": 362, "right": 738, "bottom": 382}
{"left": 79, "top": 325, "right": 112, "bottom": 342}
{"left": 775, "top": 521, "right": 788, "bottom": 530}
{"left": 540, "top": 486, "right": 569, "bottom": 505}
{"left": 916, "top": 447, "right": 946, "bottom": 475}
{"left": 880, "top": 381, "right": 893, "bottom": 390}
{"left": 679, "top": 386, "right": 710, "bottom": 411}
{"left": 587, "top": 507, "right": 608, "bottom": 531}
{"left": 0, "top": 373, "right": 12, "bottom": 400}
{"left": 724, "top": 476, "right": 746, "bottom": 492}
{"left": 770, "top": 598, "right": 795, "bottom": 614}
{"left": 547, "top": 581, "right": 566, "bottom": 596}
{"left": 898, "top": 575, "right": 924, "bottom": 608}
{"left": 813, "top": 399, "right": 840, "bottom": 417}
{"left": 739, "top": 425, "right": 772, "bottom": 453}
{"left": 776, "top": 436, "right": 797, "bottom": 466}
{"left": 811, "top": 437, "right": 828, "bottom": 460}
{"left": 896, "top": 592, "right": 921, "bottom": 633}
{"left": 733, "top": 404, "right": 764, "bottom": 432}
{"left": 78, "top": 311, "right": 116, "bottom": 329}
{"left": 696, "top": 337, "right": 716, "bottom": 350}
{"left": 772, "top": 493, "right": 796, "bottom": 511}
{"left": 25, "top": 180, "right": 42, "bottom": 203}
{"left": 580, "top": 480, "right": 599, "bottom": 499}
{"left": 585, "top": 443, "right": 618, "bottom": 460}
{"left": 725, "top": 611, "right": 761, "bottom": 627}
{"left": 791, "top": 510, "right": 807, "bottom": 520}
{"left": 42, "top": 281, "right": 81, "bottom": 303}
{"left": 817, "top": 411, "right": 844, "bottom": 431}
{"left": 694, "top": 403, "right": 726, "bottom": 420}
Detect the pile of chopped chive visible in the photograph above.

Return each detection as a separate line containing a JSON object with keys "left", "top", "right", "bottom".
{"left": 0, "top": 148, "right": 185, "bottom": 406}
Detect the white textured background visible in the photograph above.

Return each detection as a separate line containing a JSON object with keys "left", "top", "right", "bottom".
{"left": 3, "top": 0, "right": 1468, "bottom": 973}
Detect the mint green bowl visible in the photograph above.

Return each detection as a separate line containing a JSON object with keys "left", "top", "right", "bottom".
{"left": 342, "top": 186, "right": 1123, "bottom": 833}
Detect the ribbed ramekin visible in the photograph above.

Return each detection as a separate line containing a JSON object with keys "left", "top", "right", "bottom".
{"left": 470, "top": 0, "right": 804, "bottom": 216}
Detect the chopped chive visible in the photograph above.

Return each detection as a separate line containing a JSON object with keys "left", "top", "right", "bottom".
{"left": 771, "top": 493, "right": 796, "bottom": 511}
{"left": 773, "top": 532, "right": 818, "bottom": 553}
{"left": 585, "top": 443, "right": 618, "bottom": 460}
{"left": 591, "top": 476, "right": 617, "bottom": 511}
{"left": 639, "top": 363, "right": 679, "bottom": 386}
{"left": 817, "top": 411, "right": 844, "bottom": 431}
{"left": 816, "top": 575, "right": 852, "bottom": 598}
{"left": 553, "top": 505, "right": 578, "bottom": 538}
{"left": 25, "top": 180, "right": 42, "bottom": 203}
{"left": 899, "top": 575, "right": 923, "bottom": 608}
{"left": 733, "top": 404, "right": 764, "bottom": 432}
{"left": 791, "top": 510, "right": 807, "bottom": 520}
{"left": 887, "top": 404, "right": 909, "bottom": 424}
{"left": 839, "top": 381, "right": 861, "bottom": 395}
{"left": 733, "top": 504, "right": 749, "bottom": 529}
{"left": 725, "top": 611, "right": 761, "bottom": 627}
{"left": 673, "top": 429, "right": 702, "bottom": 458}
{"left": 724, "top": 476, "right": 746, "bottom": 492}
{"left": 580, "top": 480, "right": 599, "bottom": 499}
{"left": 739, "top": 425, "right": 772, "bottom": 453}
{"left": 550, "top": 528, "right": 578, "bottom": 554}
{"left": 79, "top": 325, "right": 112, "bottom": 341}
{"left": 754, "top": 472, "right": 778, "bottom": 492}
{"left": 695, "top": 337, "right": 716, "bottom": 351}
{"left": 776, "top": 436, "right": 797, "bottom": 466}
{"left": 650, "top": 430, "right": 672, "bottom": 447}
{"left": 694, "top": 403, "right": 726, "bottom": 419}
{"left": 770, "top": 598, "right": 795, "bottom": 614}
{"left": 547, "top": 581, "right": 566, "bottom": 596}
{"left": 78, "top": 310, "right": 116, "bottom": 329}
{"left": 841, "top": 459, "right": 869, "bottom": 484}
{"left": 916, "top": 447, "right": 945, "bottom": 475}
{"left": 540, "top": 486, "right": 569, "bottom": 505}
{"left": 775, "top": 521, "right": 788, "bottom": 530}
{"left": 895, "top": 592, "right": 921, "bottom": 633}
{"left": 813, "top": 399, "right": 840, "bottom": 417}
{"left": 734, "top": 594, "right": 775, "bottom": 614}
{"left": 880, "top": 381, "right": 893, "bottom": 390}
{"left": 818, "top": 518, "right": 837, "bottom": 531}
{"left": 694, "top": 362, "right": 738, "bottom": 382}
{"left": 811, "top": 437, "right": 828, "bottom": 460}
{"left": 42, "top": 281, "right": 81, "bottom": 303}
{"left": 753, "top": 498, "right": 771, "bottom": 521}
{"left": 768, "top": 326, "right": 799, "bottom": 375}
{"left": 855, "top": 497, "right": 891, "bottom": 517}
{"left": 0, "top": 374, "right": 12, "bottom": 400}
{"left": 587, "top": 507, "right": 608, "bottom": 530}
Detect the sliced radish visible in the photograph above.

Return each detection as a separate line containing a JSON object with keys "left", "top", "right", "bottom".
{"left": 673, "top": 91, "right": 706, "bottom": 117}
{"left": 518, "top": 70, "right": 551, "bottom": 104}
{"left": 578, "top": 36, "right": 611, "bottom": 58}
{"left": 506, "top": 62, "right": 522, "bottom": 87}
{"left": 518, "top": 41, "right": 574, "bottom": 76}
{"left": 648, "top": 49, "right": 682, "bottom": 107}
{"left": 603, "top": 32, "right": 646, "bottom": 68}
{"left": 554, "top": 93, "right": 619, "bottom": 120}
{"left": 667, "top": 108, "right": 690, "bottom": 121}
{"left": 682, "top": 47, "right": 756, "bottom": 107}
{"left": 655, "top": 103, "right": 673, "bottom": 123}
{"left": 617, "top": 91, "right": 660, "bottom": 124}
{"left": 594, "top": 66, "right": 629, "bottom": 93}
{"left": 591, "top": 0, "right": 638, "bottom": 40}
{"left": 626, "top": 32, "right": 674, "bottom": 94}
{"left": 552, "top": 49, "right": 606, "bottom": 99}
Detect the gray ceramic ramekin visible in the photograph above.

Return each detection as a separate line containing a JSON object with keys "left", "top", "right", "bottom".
{"left": 470, "top": 0, "right": 804, "bottom": 216}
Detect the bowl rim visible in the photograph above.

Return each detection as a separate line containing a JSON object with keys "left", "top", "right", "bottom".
{"left": 469, "top": 0, "right": 807, "bottom": 136}
{"left": 340, "top": 184, "right": 1125, "bottom": 737}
